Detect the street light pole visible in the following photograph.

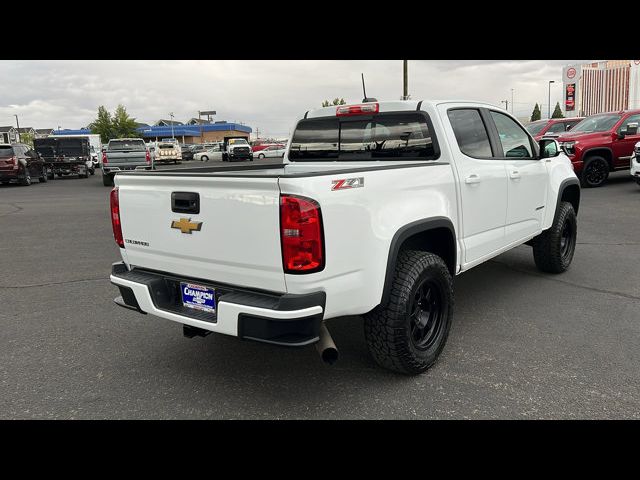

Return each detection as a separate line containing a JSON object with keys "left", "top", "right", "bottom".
{"left": 169, "top": 112, "right": 175, "bottom": 140}
{"left": 548, "top": 81, "right": 555, "bottom": 119}
{"left": 511, "top": 89, "right": 514, "bottom": 114}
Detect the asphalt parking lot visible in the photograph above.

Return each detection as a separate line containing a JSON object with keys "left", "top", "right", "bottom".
{"left": 1, "top": 161, "right": 639, "bottom": 419}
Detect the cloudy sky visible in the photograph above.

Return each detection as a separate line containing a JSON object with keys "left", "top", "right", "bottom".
{"left": 0, "top": 60, "right": 588, "bottom": 138}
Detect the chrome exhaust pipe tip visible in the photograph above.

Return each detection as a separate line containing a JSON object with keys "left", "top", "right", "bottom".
{"left": 316, "top": 322, "right": 339, "bottom": 365}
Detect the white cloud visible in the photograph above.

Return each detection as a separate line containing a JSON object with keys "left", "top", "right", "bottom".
{"left": 0, "top": 60, "right": 588, "bottom": 137}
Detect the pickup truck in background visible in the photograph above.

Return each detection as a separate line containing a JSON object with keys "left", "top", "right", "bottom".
{"left": 34, "top": 137, "right": 94, "bottom": 179}
{"left": 154, "top": 139, "right": 182, "bottom": 165}
{"left": 554, "top": 109, "right": 640, "bottom": 187}
{"left": 102, "top": 138, "right": 152, "bottom": 186}
{"left": 222, "top": 137, "right": 253, "bottom": 162}
{"left": 109, "top": 100, "right": 580, "bottom": 375}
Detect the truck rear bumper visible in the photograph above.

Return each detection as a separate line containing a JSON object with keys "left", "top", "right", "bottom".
{"left": 109, "top": 262, "right": 325, "bottom": 346}
{"left": 104, "top": 165, "right": 151, "bottom": 174}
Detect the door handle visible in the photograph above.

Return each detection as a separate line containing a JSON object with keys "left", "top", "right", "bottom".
{"left": 509, "top": 170, "right": 521, "bottom": 179}
{"left": 465, "top": 174, "right": 481, "bottom": 184}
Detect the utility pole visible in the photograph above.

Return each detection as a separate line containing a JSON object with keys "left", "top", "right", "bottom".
{"left": 511, "top": 89, "right": 514, "bottom": 114}
{"left": 14, "top": 114, "right": 20, "bottom": 142}
{"left": 169, "top": 112, "right": 175, "bottom": 140}
{"left": 198, "top": 110, "right": 203, "bottom": 144}
{"left": 548, "top": 80, "right": 555, "bottom": 119}
{"left": 403, "top": 60, "right": 409, "bottom": 100}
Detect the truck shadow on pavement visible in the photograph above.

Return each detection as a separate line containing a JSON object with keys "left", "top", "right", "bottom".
{"left": 133, "top": 251, "right": 551, "bottom": 410}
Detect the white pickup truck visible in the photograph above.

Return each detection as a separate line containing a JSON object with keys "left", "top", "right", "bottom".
{"left": 109, "top": 100, "right": 580, "bottom": 375}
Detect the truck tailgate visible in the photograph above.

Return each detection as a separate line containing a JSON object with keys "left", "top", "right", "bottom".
{"left": 107, "top": 150, "right": 147, "bottom": 164}
{"left": 115, "top": 174, "right": 286, "bottom": 293}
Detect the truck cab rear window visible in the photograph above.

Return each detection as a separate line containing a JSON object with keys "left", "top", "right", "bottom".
{"left": 109, "top": 140, "right": 145, "bottom": 151}
{"left": 289, "top": 112, "right": 438, "bottom": 161}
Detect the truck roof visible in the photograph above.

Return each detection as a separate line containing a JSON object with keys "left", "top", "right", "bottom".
{"left": 304, "top": 99, "right": 501, "bottom": 119}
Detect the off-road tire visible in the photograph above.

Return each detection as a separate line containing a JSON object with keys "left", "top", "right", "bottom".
{"left": 580, "top": 156, "right": 609, "bottom": 188}
{"left": 102, "top": 173, "right": 113, "bottom": 187}
{"left": 532, "top": 201, "right": 577, "bottom": 273}
{"left": 364, "top": 250, "right": 453, "bottom": 375}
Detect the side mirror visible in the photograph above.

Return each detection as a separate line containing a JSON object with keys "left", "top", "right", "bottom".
{"left": 626, "top": 122, "right": 638, "bottom": 136}
{"left": 539, "top": 138, "right": 561, "bottom": 159}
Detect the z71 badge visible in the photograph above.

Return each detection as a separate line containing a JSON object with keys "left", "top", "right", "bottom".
{"left": 331, "top": 177, "right": 364, "bottom": 191}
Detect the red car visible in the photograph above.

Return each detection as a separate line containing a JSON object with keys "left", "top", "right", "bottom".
{"left": 555, "top": 110, "right": 640, "bottom": 187}
{"left": 525, "top": 117, "right": 584, "bottom": 141}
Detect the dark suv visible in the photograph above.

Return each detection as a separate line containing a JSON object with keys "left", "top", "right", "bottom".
{"left": 0, "top": 143, "right": 47, "bottom": 186}
{"left": 554, "top": 110, "right": 640, "bottom": 187}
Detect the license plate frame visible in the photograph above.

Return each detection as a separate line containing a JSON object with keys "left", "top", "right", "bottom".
{"left": 180, "top": 282, "right": 216, "bottom": 314}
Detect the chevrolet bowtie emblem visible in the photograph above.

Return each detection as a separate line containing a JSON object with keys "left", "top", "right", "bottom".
{"left": 171, "top": 218, "right": 202, "bottom": 234}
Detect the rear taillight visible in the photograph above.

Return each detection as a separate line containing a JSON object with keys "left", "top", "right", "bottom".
{"left": 145, "top": 149, "right": 151, "bottom": 164}
{"left": 110, "top": 187, "right": 124, "bottom": 248}
{"left": 102, "top": 151, "right": 108, "bottom": 165}
{"left": 280, "top": 195, "right": 324, "bottom": 273}
{"left": 11, "top": 156, "right": 18, "bottom": 169}
{"left": 336, "top": 103, "right": 379, "bottom": 116}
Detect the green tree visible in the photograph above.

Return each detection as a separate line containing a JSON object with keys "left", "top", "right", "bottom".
{"left": 551, "top": 102, "right": 564, "bottom": 119}
{"left": 88, "top": 106, "right": 114, "bottom": 143}
{"left": 322, "top": 98, "right": 346, "bottom": 107}
{"left": 112, "top": 104, "right": 140, "bottom": 138}
{"left": 19, "top": 132, "right": 34, "bottom": 147}
{"left": 530, "top": 103, "right": 542, "bottom": 122}
{"left": 88, "top": 104, "right": 141, "bottom": 142}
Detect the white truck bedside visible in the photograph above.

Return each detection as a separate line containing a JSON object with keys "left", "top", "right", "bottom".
{"left": 109, "top": 100, "right": 580, "bottom": 375}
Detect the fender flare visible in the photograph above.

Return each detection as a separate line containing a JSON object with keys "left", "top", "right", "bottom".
{"left": 581, "top": 147, "right": 614, "bottom": 167}
{"left": 555, "top": 177, "right": 580, "bottom": 219}
{"left": 380, "top": 217, "right": 456, "bottom": 305}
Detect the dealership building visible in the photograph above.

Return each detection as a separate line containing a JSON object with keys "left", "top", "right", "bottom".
{"left": 52, "top": 121, "right": 252, "bottom": 144}
{"left": 562, "top": 60, "right": 640, "bottom": 117}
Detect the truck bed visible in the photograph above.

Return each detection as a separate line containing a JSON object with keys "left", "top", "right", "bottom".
{"left": 117, "top": 160, "right": 445, "bottom": 178}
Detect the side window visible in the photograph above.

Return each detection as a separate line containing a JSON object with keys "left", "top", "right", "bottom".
{"left": 546, "top": 122, "right": 567, "bottom": 134}
{"left": 620, "top": 114, "right": 640, "bottom": 132}
{"left": 447, "top": 109, "right": 493, "bottom": 158}
{"left": 490, "top": 111, "right": 534, "bottom": 158}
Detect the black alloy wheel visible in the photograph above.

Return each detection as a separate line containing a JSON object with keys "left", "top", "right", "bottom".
{"left": 581, "top": 157, "right": 609, "bottom": 187}
{"left": 409, "top": 280, "right": 446, "bottom": 351}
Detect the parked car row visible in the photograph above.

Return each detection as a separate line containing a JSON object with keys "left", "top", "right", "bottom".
{"left": 527, "top": 110, "right": 640, "bottom": 188}
{"left": 0, "top": 137, "right": 98, "bottom": 187}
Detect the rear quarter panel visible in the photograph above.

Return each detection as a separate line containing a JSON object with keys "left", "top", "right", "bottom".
{"left": 279, "top": 162, "right": 458, "bottom": 319}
